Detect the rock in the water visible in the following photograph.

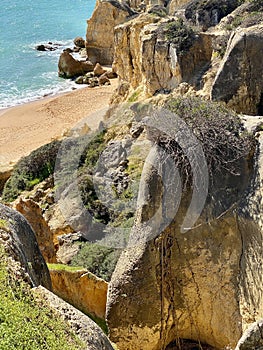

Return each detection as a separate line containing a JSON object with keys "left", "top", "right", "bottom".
{"left": 36, "top": 44, "right": 47, "bottom": 51}
{"left": 58, "top": 51, "right": 84, "bottom": 78}
{"left": 63, "top": 47, "right": 73, "bottom": 53}
{"left": 0, "top": 203, "right": 52, "bottom": 289}
{"left": 211, "top": 24, "right": 263, "bottom": 115}
{"left": 74, "top": 36, "right": 86, "bottom": 48}
{"left": 35, "top": 43, "right": 61, "bottom": 51}
{"left": 86, "top": 0, "right": 136, "bottom": 65}
{"left": 94, "top": 63, "right": 107, "bottom": 76}
{"left": 58, "top": 52, "right": 94, "bottom": 78}
{"left": 235, "top": 319, "right": 263, "bottom": 350}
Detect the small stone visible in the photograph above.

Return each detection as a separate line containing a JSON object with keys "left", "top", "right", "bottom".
{"left": 63, "top": 47, "right": 73, "bottom": 53}
{"left": 73, "top": 36, "right": 86, "bottom": 48}
{"left": 98, "top": 74, "right": 110, "bottom": 86}
{"left": 94, "top": 63, "right": 107, "bottom": 76}
{"left": 104, "top": 70, "right": 117, "bottom": 79}
{"left": 83, "top": 76, "right": 90, "bottom": 84}
{"left": 89, "top": 77, "right": 99, "bottom": 87}
{"left": 75, "top": 76, "right": 84, "bottom": 84}
{"left": 85, "top": 72, "right": 94, "bottom": 78}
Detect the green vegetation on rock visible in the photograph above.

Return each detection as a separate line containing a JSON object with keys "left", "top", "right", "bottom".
{"left": 165, "top": 96, "right": 253, "bottom": 178}
{"left": 47, "top": 263, "right": 85, "bottom": 272}
{"left": 0, "top": 248, "right": 84, "bottom": 350}
{"left": 0, "top": 219, "right": 9, "bottom": 231}
{"left": 2, "top": 140, "right": 61, "bottom": 202}
{"left": 165, "top": 18, "right": 196, "bottom": 54}
{"left": 70, "top": 243, "right": 121, "bottom": 282}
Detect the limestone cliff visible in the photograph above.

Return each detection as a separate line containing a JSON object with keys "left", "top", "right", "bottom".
{"left": 105, "top": 101, "right": 263, "bottom": 350}
{"left": 93, "top": 0, "right": 263, "bottom": 118}
{"left": 112, "top": 12, "right": 212, "bottom": 100}
{"left": 86, "top": 0, "right": 136, "bottom": 65}
{"left": 211, "top": 24, "right": 263, "bottom": 115}
{"left": 49, "top": 267, "right": 108, "bottom": 320}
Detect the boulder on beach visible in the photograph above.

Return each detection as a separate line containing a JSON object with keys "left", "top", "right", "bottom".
{"left": 98, "top": 73, "right": 110, "bottom": 85}
{"left": 58, "top": 52, "right": 94, "bottom": 78}
{"left": 94, "top": 63, "right": 107, "bottom": 76}
{"left": 104, "top": 70, "right": 117, "bottom": 79}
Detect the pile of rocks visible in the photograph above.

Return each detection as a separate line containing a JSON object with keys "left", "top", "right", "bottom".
{"left": 58, "top": 36, "right": 117, "bottom": 87}
{"left": 74, "top": 63, "right": 117, "bottom": 87}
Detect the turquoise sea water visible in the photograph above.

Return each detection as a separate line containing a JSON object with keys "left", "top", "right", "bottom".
{"left": 0, "top": 0, "right": 95, "bottom": 109}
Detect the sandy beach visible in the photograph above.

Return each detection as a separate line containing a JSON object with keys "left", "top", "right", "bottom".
{"left": 0, "top": 80, "right": 118, "bottom": 172}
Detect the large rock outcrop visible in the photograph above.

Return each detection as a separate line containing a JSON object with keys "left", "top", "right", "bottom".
{"left": 211, "top": 24, "right": 263, "bottom": 115}
{"left": 0, "top": 203, "right": 52, "bottom": 289}
{"left": 112, "top": 13, "right": 212, "bottom": 100}
{"left": 15, "top": 198, "right": 57, "bottom": 263}
{"left": 86, "top": 0, "right": 136, "bottom": 65}
{"left": 105, "top": 105, "right": 263, "bottom": 350}
{"left": 185, "top": 0, "right": 240, "bottom": 29}
{"left": 49, "top": 268, "right": 108, "bottom": 320}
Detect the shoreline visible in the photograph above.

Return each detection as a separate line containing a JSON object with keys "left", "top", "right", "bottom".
{"left": 0, "top": 79, "right": 118, "bottom": 173}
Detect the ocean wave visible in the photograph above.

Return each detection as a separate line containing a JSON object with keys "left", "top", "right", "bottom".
{"left": 0, "top": 80, "right": 86, "bottom": 110}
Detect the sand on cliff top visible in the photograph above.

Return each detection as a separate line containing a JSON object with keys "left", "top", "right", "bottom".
{"left": 0, "top": 80, "right": 118, "bottom": 172}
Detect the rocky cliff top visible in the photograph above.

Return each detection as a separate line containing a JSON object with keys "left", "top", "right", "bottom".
{"left": 1, "top": 0, "right": 263, "bottom": 349}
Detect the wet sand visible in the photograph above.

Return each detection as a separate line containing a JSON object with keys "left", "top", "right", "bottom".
{"left": 0, "top": 80, "right": 118, "bottom": 172}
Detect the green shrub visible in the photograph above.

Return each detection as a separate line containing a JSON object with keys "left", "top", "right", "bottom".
{"left": 0, "top": 248, "right": 84, "bottom": 350}
{"left": 165, "top": 96, "right": 254, "bottom": 179}
{"left": 70, "top": 243, "right": 121, "bottom": 282}
{"left": 2, "top": 140, "right": 61, "bottom": 202}
{"left": 165, "top": 18, "right": 196, "bottom": 54}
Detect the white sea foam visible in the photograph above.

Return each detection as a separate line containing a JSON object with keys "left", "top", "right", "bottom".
{"left": 0, "top": 0, "right": 95, "bottom": 110}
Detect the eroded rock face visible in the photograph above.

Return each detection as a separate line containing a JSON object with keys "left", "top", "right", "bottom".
{"left": 211, "top": 24, "right": 263, "bottom": 115}
{"left": 34, "top": 286, "right": 114, "bottom": 350}
{"left": 86, "top": 0, "right": 136, "bottom": 65}
{"left": 106, "top": 113, "right": 263, "bottom": 350}
{"left": 0, "top": 203, "right": 51, "bottom": 289}
{"left": 113, "top": 13, "right": 212, "bottom": 99}
{"left": 167, "top": 0, "right": 192, "bottom": 16}
{"left": 15, "top": 198, "right": 57, "bottom": 263}
{"left": 49, "top": 268, "right": 108, "bottom": 320}
{"left": 185, "top": 0, "right": 240, "bottom": 29}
